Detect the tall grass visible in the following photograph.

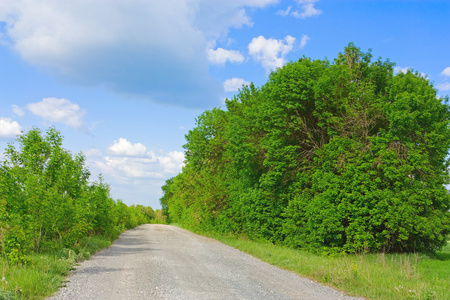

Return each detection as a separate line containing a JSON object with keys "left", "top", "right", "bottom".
{"left": 0, "top": 235, "right": 112, "bottom": 300}
{"left": 201, "top": 230, "right": 449, "bottom": 300}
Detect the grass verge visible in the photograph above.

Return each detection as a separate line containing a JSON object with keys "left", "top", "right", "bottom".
{"left": 188, "top": 228, "right": 449, "bottom": 300}
{"left": 0, "top": 235, "right": 113, "bottom": 300}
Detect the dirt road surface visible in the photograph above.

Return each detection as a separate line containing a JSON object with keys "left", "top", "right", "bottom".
{"left": 48, "top": 224, "right": 362, "bottom": 300}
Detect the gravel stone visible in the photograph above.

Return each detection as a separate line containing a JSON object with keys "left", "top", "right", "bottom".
{"left": 48, "top": 224, "right": 363, "bottom": 300}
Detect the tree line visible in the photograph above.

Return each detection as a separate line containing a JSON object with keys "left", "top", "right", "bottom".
{"left": 161, "top": 44, "right": 450, "bottom": 254}
{"left": 0, "top": 127, "right": 157, "bottom": 264}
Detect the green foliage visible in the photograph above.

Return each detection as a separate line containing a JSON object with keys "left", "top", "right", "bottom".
{"left": 161, "top": 43, "right": 450, "bottom": 254}
{"left": 0, "top": 126, "right": 158, "bottom": 298}
{"left": 2, "top": 231, "right": 29, "bottom": 266}
{"left": 0, "top": 234, "right": 121, "bottom": 299}
{"left": 0, "top": 127, "right": 155, "bottom": 262}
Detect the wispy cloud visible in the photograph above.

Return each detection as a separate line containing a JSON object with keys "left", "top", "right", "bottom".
{"left": 278, "top": 0, "right": 322, "bottom": 19}
{"left": 277, "top": 6, "right": 292, "bottom": 17}
{"left": 300, "top": 34, "right": 310, "bottom": 48}
{"left": 27, "top": 98, "right": 86, "bottom": 130}
{"left": 437, "top": 82, "right": 450, "bottom": 91}
{"left": 11, "top": 105, "right": 25, "bottom": 117}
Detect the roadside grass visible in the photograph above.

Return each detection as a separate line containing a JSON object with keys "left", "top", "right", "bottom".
{"left": 191, "top": 228, "right": 449, "bottom": 300}
{"left": 0, "top": 235, "right": 113, "bottom": 300}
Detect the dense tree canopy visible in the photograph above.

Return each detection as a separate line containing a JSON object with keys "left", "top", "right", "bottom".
{"left": 161, "top": 44, "right": 450, "bottom": 253}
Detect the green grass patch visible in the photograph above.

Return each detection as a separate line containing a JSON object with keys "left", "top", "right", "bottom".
{"left": 0, "top": 235, "right": 113, "bottom": 300}
{"left": 189, "top": 228, "right": 449, "bottom": 300}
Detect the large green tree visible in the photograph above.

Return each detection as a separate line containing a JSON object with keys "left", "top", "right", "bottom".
{"left": 161, "top": 44, "right": 450, "bottom": 253}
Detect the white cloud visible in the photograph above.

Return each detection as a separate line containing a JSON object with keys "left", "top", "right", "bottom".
{"left": 278, "top": 0, "right": 322, "bottom": 19}
{"left": 248, "top": 35, "right": 296, "bottom": 74}
{"left": 292, "top": 0, "right": 322, "bottom": 18}
{"left": 224, "top": 78, "right": 250, "bottom": 92}
{"left": 196, "top": 1, "right": 278, "bottom": 42}
{"left": 84, "top": 148, "right": 102, "bottom": 157}
{"left": 277, "top": 6, "right": 292, "bottom": 16}
{"left": 300, "top": 34, "right": 310, "bottom": 48}
{"left": 99, "top": 156, "right": 164, "bottom": 179}
{"left": 0, "top": 118, "right": 22, "bottom": 138}
{"left": 437, "top": 82, "right": 450, "bottom": 91}
{"left": 95, "top": 138, "right": 185, "bottom": 180}
{"left": 158, "top": 151, "right": 186, "bottom": 174}
{"left": 11, "top": 105, "right": 25, "bottom": 117}
{"left": 108, "top": 138, "right": 151, "bottom": 157}
{"left": 83, "top": 138, "right": 185, "bottom": 207}
{"left": 0, "top": 0, "right": 277, "bottom": 108}
{"left": 207, "top": 48, "right": 245, "bottom": 65}
{"left": 442, "top": 67, "right": 450, "bottom": 77}
{"left": 27, "top": 98, "right": 86, "bottom": 129}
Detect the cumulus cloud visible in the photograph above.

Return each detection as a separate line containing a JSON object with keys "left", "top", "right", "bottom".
{"left": 11, "top": 105, "right": 25, "bottom": 117}
{"left": 0, "top": 118, "right": 22, "bottom": 138}
{"left": 224, "top": 78, "right": 250, "bottom": 92}
{"left": 88, "top": 146, "right": 185, "bottom": 207}
{"left": 108, "top": 138, "right": 149, "bottom": 157}
{"left": 207, "top": 48, "right": 245, "bottom": 65}
{"left": 99, "top": 156, "right": 163, "bottom": 179}
{"left": 94, "top": 138, "right": 185, "bottom": 180}
{"left": 278, "top": 0, "right": 322, "bottom": 19}
{"left": 157, "top": 151, "right": 186, "bottom": 174}
{"left": 249, "top": 35, "right": 296, "bottom": 74}
{"left": 0, "top": 0, "right": 277, "bottom": 108}
{"left": 27, "top": 97, "right": 86, "bottom": 129}
{"left": 442, "top": 67, "right": 450, "bottom": 77}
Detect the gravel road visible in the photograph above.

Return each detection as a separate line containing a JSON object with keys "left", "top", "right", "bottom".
{"left": 48, "top": 224, "right": 362, "bottom": 300}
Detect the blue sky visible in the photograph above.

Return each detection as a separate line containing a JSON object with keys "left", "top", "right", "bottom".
{"left": 1, "top": 0, "right": 449, "bottom": 209}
